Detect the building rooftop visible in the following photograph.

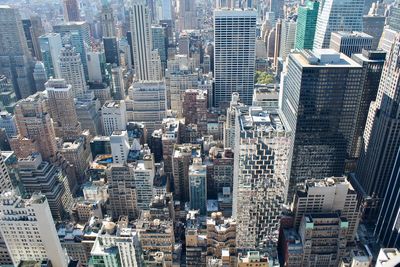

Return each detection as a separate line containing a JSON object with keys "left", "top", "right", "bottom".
{"left": 332, "top": 31, "right": 373, "bottom": 38}
{"left": 293, "top": 49, "right": 361, "bottom": 67}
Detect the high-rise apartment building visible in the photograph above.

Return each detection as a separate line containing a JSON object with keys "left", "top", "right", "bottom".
{"left": 313, "top": 0, "right": 364, "bottom": 49}
{"left": 129, "top": 3, "right": 152, "bottom": 81}
{"left": 46, "top": 78, "right": 82, "bottom": 140}
{"left": 18, "top": 153, "right": 74, "bottom": 219}
{"left": 182, "top": 89, "right": 207, "bottom": 134}
{"left": 280, "top": 49, "right": 363, "bottom": 193}
{"left": 292, "top": 177, "right": 361, "bottom": 241}
{"left": 189, "top": 158, "right": 207, "bottom": 215}
{"left": 214, "top": 9, "right": 256, "bottom": 107}
{"left": 0, "top": 6, "right": 34, "bottom": 99}
{"left": 107, "top": 164, "right": 138, "bottom": 219}
{"left": 233, "top": 106, "right": 291, "bottom": 251}
{"left": 355, "top": 33, "right": 400, "bottom": 218}
{"left": 101, "top": 100, "right": 127, "bottom": 136}
{"left": 59, "top": 45, "right": 87, "bottom": 97}
{"left": 295, "top": 0, "right": 319, "bottom": 50}
{"left": 206, "top": 212, "right": 236, "bottom": 261}
{"left": 330, "top": 31, "right": 373, "bottom": 57}
{"left": 39, "top": 33, "right": 63, "bottom": 79}
{"left": 11, "top": 92, "right": 57, "bottom": 161}
{"left": 0, "top": 191, "right": 68, "bottom": 267}
{"left": 63, "top": 0, "right": 81, "bottom": 22}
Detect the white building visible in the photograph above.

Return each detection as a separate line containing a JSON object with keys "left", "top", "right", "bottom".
{"left": 39, "top": 33, "right": 63, "bottom": 78}
{"left": 214, "top": 9, "right": 257, "bottom": 107}
{"left": 128, "top": 81, "right": 166, "bottom": 136}
{"left": 313, "top": 0, "right": 364, "bottom": 49}
{"left": 101, "top": 100, "right": 127, "bottom": 136}
{"left": 87, "top": 51, "right": 104, "bottom": 83}
{"left": 0, "top": 191, "right": 68, "bottom": 267}
{"left": 233, "top": 105, "right": 291, "bottom": 251}
{"left": 279, "top": 19, "right": 297, "bottom": 61}
{"left": 59, "top": 45, "right": 87, "bottom": 97}
{"left": 110, "top": 130, "right": 130, "bottom": 164}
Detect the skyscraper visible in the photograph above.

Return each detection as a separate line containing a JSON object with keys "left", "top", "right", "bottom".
{"left": 39, "top": 33, "right": 63, "bottom": 78}
{"left": 59, "top": 45, "right": 87, "bottom": 97}
{"left": 0, "top": 6, "right": 34, "bottom": 99}
{"left": 279, "top": 18, "right": 297, "bottom": 61}
{"left": 330, "top": 31, "right": 373, "bottom": 57}
{"left": 214, "top": 9, "right": 256, "bottom": 107}
{"left": 101, "top": 100, "right": 127, "bottom": 136}
{"left": 63, "top": 0, "right": 81, "bottom": 22}
{"left": 280, "top": 49, "right": 363, "bottom": 195}
{"left": 177, "top": 0, "right": 197, "bottom": 31}
{"left": 129, "top": 3, "right": 152, "bottom": 81}
{"left": 100, "top": 1, "right": 115, "bottom": 37}
{"left": 103, "top": 37, "right": 120, "bottom": 65}
{"left": 233, "top": 106, "right": 291, "bottom": 251}
{"left": 0, "top": 191, "right": 68, "bottom": 266}
{"left": 374, "top": 147, "right": 400, "bottom": 248}
{"left": 355, "top": 33, "right": 400, "bottom": 218}
{"left": 21, "top": 16, "right": 45, "bottom": 60}
{"left": 189, "top": 158, "right": 207, "bottom": 215}
{"left": 0, "top": 154, "right": 12, "bottom": 193}
{"left": 46, "top": 78, "right": 82, "bottom": 140}
{"left": 295, "top": 0, "right": 319, "bottom": 50}
{"left": 313, "top": 0, "right": 364, "bottom": 49}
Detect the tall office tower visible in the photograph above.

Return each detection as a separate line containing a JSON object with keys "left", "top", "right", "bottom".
{"left": 111, "top": 66, "right": 126, "bottom": 100}
{"left": 313, "top": 0, "right": 364, "bottom": 49}
{"left": 274, "top": 19, "right": 282, "bottom": 70}
{"left": 53, "top": 21, "right": 91, "bottom": 79}
{"left": 129, "top": 81, "right": 167, "bottom": 135}
{"left": 351, "top": 50, "right": 386, "bottom": 160}
{"left": 59, "top": 45, "right": 87, "bottom": 97}
{"left": 132, "top": 148, "right": 155, "bottom": 211}
{"left": 150, "top": 50, "right": 163, "bottom": 80}
{"left": 375, "top": 147, "right": 400, "bottom": 248}
{"left": 189, "top": 158, "right": 207, "bottom": 215}
{"left": 63, "top": 0, "right": 81, "bottom": 22}
{"left": 110, "top": 130, "right": 130, "bottom": 164}
{"left": 295, "top": 0, "right": 319, "bottom": 50}
{"left": 87, "top": 51, "right": 105, "bottom": 83}
{"left": 292, "top": 177, "right": 361, "bottom": 241}
{"left": 330, "top": 32, "right": 373, "bottom": 57}
{"left": 18, "top": 153, "right": 74, "bottom": 219}
{"left": 0, "top": 6, "right": 34, "bottom": 99}
{"left": 119, "top": 38, "right": 132, "bottom": 69}
{"left": 0, "top": 154, "right": 12, "bottom": 193}
{"left": 233, "top": 106, "right": 290, "bottom": 251}
{"left": 100, "top": 1, "right": 115, "bottom": 37}
{"left": 90, "top": 219, "right": 143, "bottom": 266}
{"left": 32, "top": 61, "right": 48, "bottom": 91}
{"left": 75, "top": 92, "right": 102, "bottom": 135}
{"left": 177, "top": 0, "right": 197, "bottom": 31}
{"left": 129, "top": 3, "right": 152, "bottom": 81}
{"left": 280, "top": 50, "right": 363, "bottom": 194}
{"left": 103, "top": 37, "right": 120, "bottom": 66}
{"left": 266, "top": 27, "right": 276, "bottom": 58}
{"left": 355, "top": 34, "right": 400, "bottom": 218}
{"left": 101, "top": 100, "right": 127, "bottom": 136}
{"left": 216, "top": 0, "right": 235, "bottom": 8}
{"left": 107, "top": 164, "right": 138, "bottom": 219}
{"left": 39, "top": 33, "right": 63, "bottom": 79}
{"left": 46, "top": 78, "right": 82, "bottom": 140}
{"left": 172, "top": 144, "right": 201, "bottom": 202}
{"left": 11, "top": 92, "right": 57, "bottom": 161}
{"left": 363, "top": 15, "right": 385, "bottom": 50}
{"left": 214, "top": 9, "right": 256, "bottom": 108}
{"left": 152, "top": 26, "right": 168, "bottom": 70}
{"left": 298, "top": 214, "right": 348, "bottom": 266}
{"left": 279, "top": 18, "right": 297, "bottom": 61}
{"left": 22, "top": 16, "right": 45, "bottom": 60}
{"left": 0, "top": 192, "right": 68, "bottom": 267}
{"left": 270, "top": 0, "right": 284, "bottom": 19}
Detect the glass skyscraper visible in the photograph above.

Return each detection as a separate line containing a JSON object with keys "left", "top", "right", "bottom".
{"left": 295, "top": 0, "right": 319, "bottom": 50}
